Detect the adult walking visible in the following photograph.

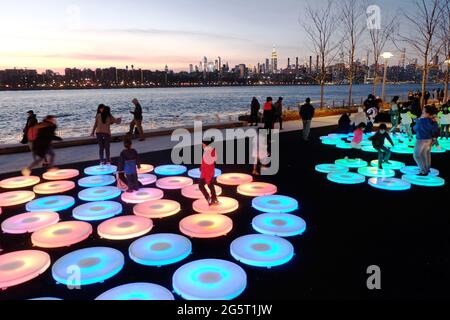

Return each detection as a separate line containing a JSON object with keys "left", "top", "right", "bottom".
{"left": 273, "top": 97, "right": 284, "bottom": 130}
{"left": 299, "top": 98, "right": 315, "bottom": 141}
{"left": 413, "top": 105, "right": 439, "bottom": 176}
{"left": 249, "top": 97, "right": 260, "bottom": 126}
{"left": 263, "top": 97, "right": 274, "bottom": 132}
{"left": 91, "top": 105, "right": 121, "bottom": 165}
{"left": 129, "top": 98, "right": 145, "bottom": 141}
{"left": 389, "top": 96, "right": 400, "bottom": 133}
{"left": 21, "top": 110, "right": 38, "bottom": 148}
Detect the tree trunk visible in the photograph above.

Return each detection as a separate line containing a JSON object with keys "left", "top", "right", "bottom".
{"left": 348, "top": 60, "right": 353, "bottom": 108}
{"left": 320, "top": 81, "right": 325, "bottom": 108}
{"left": 372, "top": 61, "right": 379, "bottom": 96}
{"left": 421, "top": 64, "right": 427, "bottom": 108}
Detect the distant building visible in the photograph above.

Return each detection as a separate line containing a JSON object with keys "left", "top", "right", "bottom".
{"left": 271, "top": 46, "right": 278, "bottom": 73}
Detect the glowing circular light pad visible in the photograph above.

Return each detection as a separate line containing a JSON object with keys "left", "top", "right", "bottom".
{"left": 0, "top": 250, "right": 50, "bottom": 289}
{"left": 181, "top": 184, "right": 223, "bottom": 199}
{"left": 315, "top": 164, "right": 349, "bottom": 174}
{"left": 187, "top": 168, "right": 222, "bottom": 179}
{"left": 138, "top": 164, "right": 154, "bottom": 174}
{"left": 368, "top": 178, "right": 412, "bottom": 191}
{"left": 0, "top": 191, "right": 35, "bottom": 207}
{"left": 138, "top": 174, "right": 157, "bottom": 186}
{"left": 391, "top": 145, "right": 414, "bottom": 154}
{"left": 252, "top": 213, "right": 306, "bottom": 237}
{"left": 78, "top": 187, "right": 121, "bottom": 202}
{"left": 321, "top": 138, "right": 339, "bottom": 145}
{"left": 96, "top": 283, "right": 175, "bottom": 300}
{"left": 1, "top": 212, "right": 59, "bottom": 234}
{"left": 335, "top": 158, "right": 368, "bottom": 169}
{"left": 252, "top": 195, "right": 298, "bottom": 213}
{"left": 78, "top": 175, "right": 116, "bottom": 188}
{"left": 327, "top": 172, "right": 366, "bottom": 185}
{"left": 0, "top": 176, "right": 40, "bottom": 189}
{"left": 156, "top": 177, "right": 194, "bottom": 190}
{"left": 432, "top": 146, "right": 447, "bottom": 153}
{"left": 129, "top": 233, "right": 192, "bottom": 267}
{"left": 133, "top": 200, "right": 181, "bottom": 219}
{"left": 33, "top": 181, "right": 75, "bottom": 195}
{"left": 98, "top": 216, "right": 153, "bottom": 240}
{"left": 121, "top": 188, "right": 164, "bottom": 204}
{"left": 180, "top": 214, "right": 233, "bottom": 238}
{"left": 193, "top": 197, "right": 239, "bottom": 215}
{"left": 230, "top": 234, "right": 294, "bottom": 268}
{"left": 402, "top": 175, "right": 445, "bottom": 187}
{"left": 172, "top": 259, "right": 247, "bottom": 300}
{"left": 217, "top": 173, "right": 253, "bottom": 186}
{"left": 400, "top": 166, "right": 440, "bottom": 176}
{"left": 370, "top": 160, "right": 406, "bottom": 170}
{"left": 43, "top": 169, "right": 79, "bottom": 181}
{"left": 73, "top": 201, "right": 122, "bottom": 221}
{"left": 31, "top": 221, "right": 92, "bottom": 248}
{"left": 237, "top": 182, "right": 278, "bottom": 197}
{"left": 84, "top": 165, "right": 117, "bottom": 176}
{"left": 362, "top": 146, "right": 378, "bottom": 153}
{"left": 52, "top": 247, "right": 124, "bottom": 286}
{"left": 154, "top": 165, "right": 187, "bottom": 176}
{"left": 29, "top": 298, "right": 62, "bottom": 301}
{"left": 336, "top": 142, "right": 352, "bottom": 149}
{"left": 357, "top": 167, "right": 396, "bottom": 178}
{"left": 26, "top": 195, "right": 75, "bottom": 212}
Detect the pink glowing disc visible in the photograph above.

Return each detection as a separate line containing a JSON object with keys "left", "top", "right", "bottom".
{"left": 156, "top": 177, "right": 194, "bottom": 190}
{"left": 181, "top": 184, "right": 223, "bottom": 200}
{"left": 43, "top": 169, "right": 79, "bottom": 181}
{"left": 98, "top": 216, "right": 153, "bottom": 240}
{"left": 138, "top": 174, "right": 157, "bottom": 186}
{"left": 1, "top": 212, "right": 60, "bottom": 234}
{"left": 0, "top": 176, "right": 40, "bottom": 189}
{"left": 0, "top": 191, "right": 35, "bottom": 207}
{"left": 217, "top": 173, "right": 253, "bottom": 186}
{"left": 179, "top": 214, "right": 233, "bottom": 239}
{"left": 121, "top": 188, "right": 164, "bottom": 204}
{"left": 237, "top": 182, "right": 278, "bottom": 197}
{"left": 138, "top": 164, "right": 154, "bottom": 174}
{"left": 31, "top": 221, "right": 93, "bottom": 248}
{"left": 0, "top": 250, "right": 51, "bottom": 289}
{"left": 33, "top": 181, "right": 76, "bottom": 195}
{"left": 192, "top": 197, "right": 239, "bottom": 215}
{"left": 134, "top": 200, "right": 181, "bottom": 219}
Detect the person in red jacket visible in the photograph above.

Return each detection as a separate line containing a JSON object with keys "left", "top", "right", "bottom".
{"left": 199, "top": 138, "right": 219, "bottom": 206}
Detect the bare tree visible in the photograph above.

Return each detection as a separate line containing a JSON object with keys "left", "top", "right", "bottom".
{"left": 439, "top": 0, "right": 450, "bottom": 102}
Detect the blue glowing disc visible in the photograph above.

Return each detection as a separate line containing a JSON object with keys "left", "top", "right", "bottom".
{"left": 400, "top": 166, "right": 440, "bottom": 177}
{"left": 78, "top": 175, "right": 116, "bottom": 188}
{"left": 154, "top": 165, "right": 187, "bottom": 176}
{"left": 335, "top": 158, "right": 368, "bottom": 169}
{"left": 252, "top": 213, "right": 306, "bottom": 237}
{"left": 327, "top": 172, "right": 366, "bottom": 185}
{"left": 78, "top": 186, "right": 121, "bottom": 202}
{"left": 370, "top": 160, "right": 406, "bottom": 170}
{"left": 172, "top": 259, "right": 247, "bottom": 300}
{"left": 73, "top": 201, "right": 122, "bottom": 221}
{"left": 252, "top": 195, "right": 299, "bottom": 213}
{"left": 315, "top": 164, "right": 349, "bottom": 174}
{"left": 230, "top": 234, "right": 294, "bottom": 268}
{"left": 357, "top": 166, "right": 396, "bottom": 178}
{"left": 84, "top": 165, "right": 118, "bottom": 176}
{"left": 402, "top": 175, "right": 445, "bottom": 187}
{"left": 187, "top": 168, "right": 222, "bottom": 179}
{"left": 336, "top": 142, "right": 352, "bottom": 149}
{"left": 26, "top": 196, "right": 75, "bottom": 212}
{"left": 361, "top": 145, "right": 378, "bottom": 153}
{"left": 129, "top": 233, "right": 192, "bottom": 267}
{"left": 96, "top": 283, "right": 175, "bottom": 300}
{"left": 368, "top": 178, "right": 412, "bottom": 191}
{"left": 52, "top": 247, "right": 124, "bottom": 286}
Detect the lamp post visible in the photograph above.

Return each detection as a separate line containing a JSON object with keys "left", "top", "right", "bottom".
{"left": 444, "top": 59, "right": 450, "bottom": 103}
{"left": 380, "top": 52, "right": 394, "bottom": 102}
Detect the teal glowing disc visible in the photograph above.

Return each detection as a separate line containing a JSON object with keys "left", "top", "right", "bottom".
{"left": 400, "top": 166, "right": 439, "bottom": 176}
{"left": 327, "top": 172, "right": 366, "bottom": 185}
{"left": 362, "top": 146, "right": 378, "bottom": 153}
{"left": 370, "top": 160, "right": 406, "bottom": 170}
{"left": 402, "top": 175, "right": 445, "bottom": 187}
{"left": 321, "top": 138, "right": 339, "bottom": 145}
{"left": 357, "top": 167, "right": 396, "bottom": 178}
{"left": 368, "top": 178, "right": 411, "bottom": 191}
{"left": 315, "top": 164, "right": 349, "bottom": 174}
{"left": 336, "top": 142, "right": 352, "bottom": 149}
{"left": 431, "top": 146, "right": 447, "bottom": 153}
{"left": 335, "top": 158, "right": 368, "bottom": 169}
{"left": 391, "top": 145, "right": 414, "bottom": 154}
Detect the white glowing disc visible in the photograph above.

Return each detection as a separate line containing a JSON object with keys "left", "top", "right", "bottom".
{"left": 370, "top": 160, "right": 406, "bottom": 170}
{"left": 31, "top": 221, "right": 92, "bottom": 248}
{"left": 315, "top": 164, "right": 349, "bottom": 174}
{"left": 33, "top": 181, "right": 75, "bottom": 195}
{"left": 43, "top": 169, "right": 79, "bottom": 181}
{"left": 121, "top": 188, "right": 164, "bottom": 204}
{"left": 73, "top": 201, "right": 122, "bottom": 221}
{"left": 327, "top": 172, "right": 366, "bottom": 185}
{"left": 154, "top": 165, "right": 187, "bottom": 176}
{"left": 26, "top": 195, "right": 75, "bottom": 212}
{"left": 187, "top": 168, "right": 222, "bottom": 179}
{"left": 78, "top": 186, "right": 122, "bottom": 202}
{"left": 252, "top": 195, "right": 298, "bottom": 213}
{"left": 402, "top": 175, "right": 445, "bottom": 187}
{"left": 181, "top": 184, "right": 223, "bottom": 200}
{"left": 357, "top": 167, "right": 396, "bottom": 178}
{"left": 368, "top": 178, "right": 412, "bottom": 191}
{"left": 193, "top": 197, "right": 239, "bottom": 215}
{"left": 180, "top": 214, "right": 233, "bottom": 238}
{"left": 133, "top": 200, "right": 181, "bottom": 219}
{"left": 335, "top": 158, "right": 368, "bottom": 169}
{"left": 98, "top": 216, "right": 153, "bottom": 240}
{"left": 156, "top": 177, "right": 194, "bottom": 190}
{"left": 84, "top": 165, "right": 117, "bottom": 176}
{"left": 0, "top": 176, "right": 40, "bottom": 189}
{"left": 1, "top": 212, "right": 59, "bottom": 234}
{"left": 96, "top": 283, "right": 175, "bottom": 300}
{"left": 400, "top": 166, "right": 440, "bottom": 177}
{"left": 138, "top": 174, "right": 157, "bottom": 186}
{"left": 252, "top": 213, "right": 306, "bottom": 237}
{"left": 78, "top": 175, "right": 116, "bottom": 188}
{"left": 217, "top": 173, "right": 253, "bottom": 186}
{"left": 237, "top": 182, "right": 277, "bottom": 197}
{"left": 0, "top": 191, "right": 35, "bottom": 207}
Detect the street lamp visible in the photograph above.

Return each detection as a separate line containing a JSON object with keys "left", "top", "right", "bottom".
{"left": 380, "top": 52, "right": 394, "bottom": 102}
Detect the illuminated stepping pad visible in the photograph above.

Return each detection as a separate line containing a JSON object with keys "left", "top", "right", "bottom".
{"left": 230, "top": 234, "right": 294, "bottom": 268}
{"left": 391, "top": 145, "right": 414, "bottom": 154}
{"left": 73, "top": 201, "right": 122, "bottom": 221}
{"left": 156, "top": 177, "right": 194, "bottom": 190}
{"left": 138, "top": 174, "right": 157, "bottom": 186}
{"left": 79, "top": 186, "right": 121, "bottom": 202}
{"left": 0, "top": 176, "right": 40, "bottom": 189}
{"left": 321, "top": 138, "right": 339, "bottom": 145}
{"left": 134, "top": 200, "right": 181, "bottom": 219}
{"left": 402, "top": 175, "right": 445, "bottom": 187}
{"left": 180, "top": 214, "right": 233, "bottom": 238}
{"left": 43, "top": 169, "right": 79, "bottom": 181}
{"left": 1, "top": 212, "right": 59, "bottom": 234}
{"left": 315, "top": 164, "right": 349, "bottom": 174}
{"left": 193, "top": 197, "right": 239, "bottom": 215}
{"left": 31, "top": 221, "right": 92, "bottom": 248}
{"left": 129, "top": 233, "right": 192, "bottom": 266}
{"left": 370, "top": 160, "right": 406, "bottom": 170}
{"left": 237, "top": 182, "right": 277, "bottom": 197}
{"left": 98, "top": 216, "right": 153, "bottom": 240}
{"left": 52, "top": 247, "right": 124, "bottom": 286}
{"left": 29, "top": 298, "right": 62, "bottom": 301}
{"left": 0, "top": 250, "right": 50, "bottom": 289}
{"left": 138, "top": 164, "right": 154, "bottom": 174}
{"left": 400, "top": 166, "right": 440, "bottom": 176}
{"left": 154, "top": 165, "right": 187, "bottom": 176}
{"left": 187, "top": 168, "right": 222, "bottom": 179}
{"left": 252, "top": 213, "right": 306, "bottom": 237}
{"left": 431, "top": 146, "right": 446, "bottom": 153}
{"left": 368, "top": 178, "right": 412, "bottom": 191}
{"left": 84, "top": 165, "right": 117, "bottom": 176}
{"left": 33, "top": 181, "right": 75, "bottom": 195}
{"left": 327, "top": 172, "right": 366, "bottom": 185}
{"left": 121, "top": 188, "right": 164, "bottom": 204}
{"left": 361, "top": 145, "right": 378, "bottom": 153}
{"left": 335, "top": 158, "right": 368, "bottom": 169}
{"left": 181, "top": 184, "right": 223, "bottom": 200}
{"left": 217, "top": 173, "right": 253, "bottom": 186}
{"left": 172, "top": 259, "right": 247, "bottom": 300}
{"left": 336, "top": 142, "right": 352, "bottom": 149}
{"left": 78, "top": 175, "right": 116, "bottom": 188}
{"left": 252, "top": 195, "right": 298, "bottom": 213}
{"left": 357, "top": 167, "right": 396, "bottom": 178}
{"left": 0, "top": 191, "right": 35, "bottom": 207}
{"left": 96, "top": 283, "right": 175, "bottom": 300}
{"left": 26, "top": 195, "right": 75, "bottom": 212}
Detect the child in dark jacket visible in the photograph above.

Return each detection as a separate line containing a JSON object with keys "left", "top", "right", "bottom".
{"left": 118, "top": 139, "right": 141, "bottom": 192}
{"left": 369, "top": 124, "right": 395, "bottom": 169}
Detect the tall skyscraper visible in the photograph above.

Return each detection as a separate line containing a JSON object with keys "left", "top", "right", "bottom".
{"left": 218, "top": 56, "right": 222, "bottom": 74}
{"left": 271, "top": 46, "right": 278, "bottom": 73}
{"left": 189, "top": 64, "right": 194, "bottom": 73}
{"left": 203, "top": 57, "right": 208, "bottom": 72}
{"left": 296, "top": 57, "right": 299, "bottom": 70}
{"left": 265, "top": 59, "right": 270, "bottom": 74}
{"left": 287, "top": 58, "right": 290, "bottom": 69}
{"left": 400, "top": 48, "right": 406, "bottom": 67}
